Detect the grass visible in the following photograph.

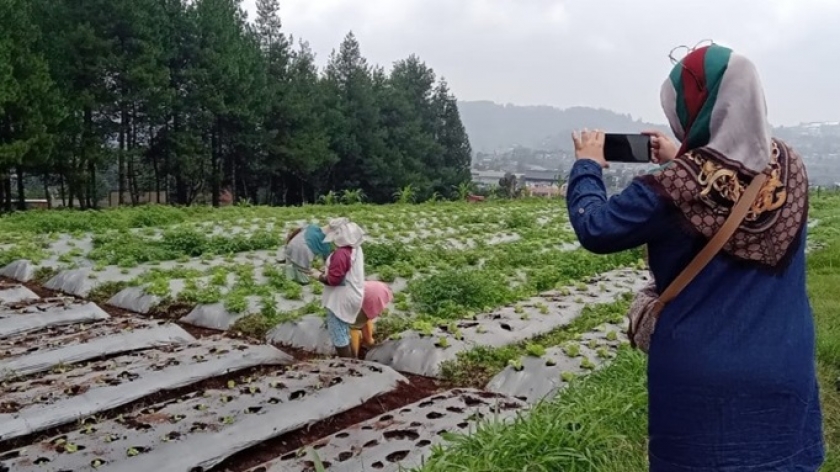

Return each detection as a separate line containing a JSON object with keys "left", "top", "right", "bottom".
{"left": 810, "top": 240, "right": 840, "bottom": 471}
{"left": 87, "top": 281, "right": 130, "bottom": 305}
{"left": 440, "top": 293, "right": 632, "bottom": 388}
{"left": 421, "top": 351, "right": 650, "bottom": 471}
{"left": 417, "top": 195, "right": 840, "bottom": 472}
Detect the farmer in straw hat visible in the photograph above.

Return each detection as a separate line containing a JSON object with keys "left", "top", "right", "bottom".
{"left": 309, "top": 218, "right": 367, "bottom": 358}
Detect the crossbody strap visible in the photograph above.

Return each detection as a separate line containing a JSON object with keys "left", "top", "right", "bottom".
{"left": 655, "top": 172, "right": 768, "bottom": 309}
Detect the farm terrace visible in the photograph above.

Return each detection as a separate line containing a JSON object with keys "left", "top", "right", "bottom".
{"left": 0, "top": 199, "right": 651, "bottom": 471}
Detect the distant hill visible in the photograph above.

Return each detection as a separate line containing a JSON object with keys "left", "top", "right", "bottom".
{"left": 457, "top": 100, "right": 669, "bottom": 153}
{"left": 459, "top": 100, "right": 840, "bottom": 186}
{"left": 457, "top": 100, "right": 840, "bottom": 155}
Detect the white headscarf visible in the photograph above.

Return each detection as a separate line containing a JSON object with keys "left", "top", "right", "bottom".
{"left": 322, "top": 218, "right": 366, "bottom": 247}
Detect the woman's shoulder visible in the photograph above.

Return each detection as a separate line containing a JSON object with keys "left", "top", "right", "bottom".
{"left": 286, "top": 227, "right": 304, "bottom": 244}
{"left": 771, "top": 136, "right": 791, "bottom": 148}
{"left": 304, "top": 223, "right": 322, "bottom": 236}
{"left": 334, "top": 245, "right": 354, "bottom": 257}
{"left": 621, "top": 173, "right": 669, "bottom": 205}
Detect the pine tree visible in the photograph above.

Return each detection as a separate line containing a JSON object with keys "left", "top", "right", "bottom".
{"left": 255, "top": 0, "right": 288, "bottom": 62}
{"left": 106, "top": 0, "right": 172, "bottom": 205}
{"left": 0, "top": 0, "right": 64, "bottom": 210}
{"left": 279, "top": 41, "right": 337, "bottom": 204}
{"left": 191, "top": 0, "right": 253, "bottom": 206}
{"left": 156, "top": 0, "right": 206, "bottom": 205}
{"left": 255, "top": 0, "right": 292, "bottom": 204}
{"left": 381, "top": 55, "right": 442, "bottom": 200}
{"left": 323, "top": 32, "right": 385, "bottom": 196}
{"left": 33, "top": 0, "right": 121, "bottom": 208}
{"left": 433, "top": 79, "right": 473, "bottom": 196}
{"left": 0, "top": 2, "right": 475, "bottom": 209}
{"left": 225, "top": 25, "right": 269, "bottom": 203}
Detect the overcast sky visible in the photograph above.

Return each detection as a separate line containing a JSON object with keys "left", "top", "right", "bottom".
{"left": 242, "top": 0, "right": 838, "bottom": 127}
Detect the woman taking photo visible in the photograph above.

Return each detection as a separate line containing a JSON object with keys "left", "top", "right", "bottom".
{"left": 566, "top": 43, "right": 823, "bottom": 471}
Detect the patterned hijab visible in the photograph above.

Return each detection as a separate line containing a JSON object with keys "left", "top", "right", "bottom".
{"left": 641, "top": 44, "right": 809, "bottom": 269}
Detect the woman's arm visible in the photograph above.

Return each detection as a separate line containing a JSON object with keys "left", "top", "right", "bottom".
{"left": 566, "top": 159, "right": 667, "bottom": 254}
{"left": 318, "top": 247, "right": 352, "bottom": 286}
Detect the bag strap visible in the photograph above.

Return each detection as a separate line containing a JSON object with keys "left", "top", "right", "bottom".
{"left": 656, "top": 172, "right": 768, "bottom": 308}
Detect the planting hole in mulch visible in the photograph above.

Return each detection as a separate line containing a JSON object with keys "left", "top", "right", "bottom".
{"left": 0, "top": 366, "right": 275, "bottom": 453}
{"left": 6, "top": 277, "right": 224, "bottom": 340}
{"left": 210, "top": 373, "right": 444, "bottom": 472}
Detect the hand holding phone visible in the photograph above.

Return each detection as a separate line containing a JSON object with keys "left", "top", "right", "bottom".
{"left": 642, "top": 130, "right": 678, "bottom": 164}
{"left": 571, "top": 129, "right": 608, "bottom": 168}
{"left": 604, "top": 133, "right": 652, "bottom": 163}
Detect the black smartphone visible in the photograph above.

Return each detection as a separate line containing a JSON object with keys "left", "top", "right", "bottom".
{"left": 604, "top": 133, "right": 651, "bottom": 163}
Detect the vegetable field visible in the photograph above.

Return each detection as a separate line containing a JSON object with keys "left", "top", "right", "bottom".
{"left": 0, "top": 197, "right": 712, "bottom": 471}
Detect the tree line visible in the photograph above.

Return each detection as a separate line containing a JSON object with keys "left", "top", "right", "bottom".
{"left": 0, "top": 0, "right": 473, "bottom": 211}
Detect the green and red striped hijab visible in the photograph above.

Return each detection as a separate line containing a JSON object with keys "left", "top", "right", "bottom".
{"left": 646, "top": 45, "right": 809, "bottom": 269}
{"left": 660, "top": 44, "right": 772, "bottom": 174}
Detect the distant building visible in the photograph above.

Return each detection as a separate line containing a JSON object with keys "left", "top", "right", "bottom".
{"left": 528, "top": 185, "right": 562, "bottom": 198}
{"left": 20, "top": 199, "right": 50, "bottom": 210}
{"left": 522, "top": 169, "right": 560, "bottom": 185}
{"left": 107, "top": 191, "right": 168, "bottom": 207}
{"left": 472, "top": 169, "right": 563, "bottom": 186}
{"left": 471, "top": 170, "right": 520, "bottom": 186}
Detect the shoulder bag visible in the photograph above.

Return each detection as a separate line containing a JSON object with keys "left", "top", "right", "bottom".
{"left": 627, "top": 172, "right": 768, "bottom": 353}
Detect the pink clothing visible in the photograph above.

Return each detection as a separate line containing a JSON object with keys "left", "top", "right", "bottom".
{"left": 361, "top": 281, "right": 393, "bottom": 320}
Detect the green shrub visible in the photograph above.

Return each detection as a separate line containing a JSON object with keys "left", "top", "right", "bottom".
{"left": 409, "top": 269, "right": 513, "bottom": 318}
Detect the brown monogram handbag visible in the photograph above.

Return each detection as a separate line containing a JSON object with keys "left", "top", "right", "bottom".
{"left": 627, "top": 172, "right": 768, "bottom": 353}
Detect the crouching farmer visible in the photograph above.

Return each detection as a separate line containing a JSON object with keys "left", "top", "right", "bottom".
{"left": 284, "top": 223, "right": 332, "bottom": 285}
{"left": 349, "top": 281, "right": 394, "bottom": 358}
